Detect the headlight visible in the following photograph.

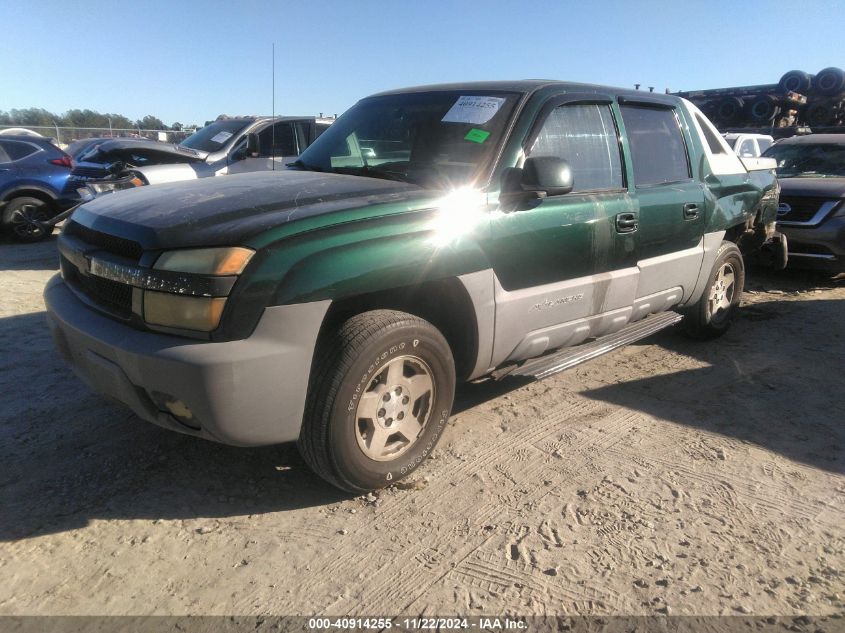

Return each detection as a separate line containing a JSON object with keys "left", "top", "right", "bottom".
{"left": 142, "top": 247, "right": 255, "bottom": 331}
{"left": 86, "top": 175, "right": 146, "bottom": 196}
{"left": 143, "top": 292, "right": 227, "bottom": 331}
{"left": 154, "top": 247, "right": 254, "bottom": 275}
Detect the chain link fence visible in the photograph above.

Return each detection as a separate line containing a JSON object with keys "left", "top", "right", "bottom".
{"left": 0, "top": 125, "right": 198, "bottom": 147}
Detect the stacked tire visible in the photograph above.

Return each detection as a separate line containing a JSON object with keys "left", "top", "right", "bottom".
{"left": 701, "top": 67, "right": 845, "bottom": 130}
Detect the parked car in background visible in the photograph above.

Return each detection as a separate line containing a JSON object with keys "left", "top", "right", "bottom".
{"left": 69, "top": 116, "right": 334, "bottom": 195}
{"left": 723, "top": 133, "right": 774, "bottom": 158}
{"left": 0, "top": 127, "right": 44, "bottom": 137}
{"left": 65, "top": 136, "right": 154, "bottom": 161}
{"left": 46, "top": 80, "right": 781, "bottom": 491}
{"left": 68, "top": 137, "right": 197, "bottom": 186}
{"left": 763, "top": 134, "right": 845, "bottom": 271}
{"left": 0, "top": 135, "right": 79, "bottom": 242}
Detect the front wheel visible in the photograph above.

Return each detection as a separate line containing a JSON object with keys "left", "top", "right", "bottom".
{"left": 3, "top": 197, "right": 55, "bottom": 243}
{"left": 299, "top": 310, "right": 456, "bottom": 493}
{"left": 682, "top": 242, "right": 745, "bottom": 340}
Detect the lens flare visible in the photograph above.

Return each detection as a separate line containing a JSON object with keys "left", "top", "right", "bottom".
{"left": 427, "top": 187, "right": 487, "bottom": 247}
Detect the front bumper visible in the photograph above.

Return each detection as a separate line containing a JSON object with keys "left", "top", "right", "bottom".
{"left": 779, "top": 214, "right": 845, "bottom": 271}
{"left": 44, "top": 275, "right": 330, "bottom": 446}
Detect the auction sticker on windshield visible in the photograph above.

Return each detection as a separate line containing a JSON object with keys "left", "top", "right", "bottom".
{"left": 442, "top": 96, "right": 505, "bottom": 124}
{"left": 464, "top": 128, "right": 491, "bottom": 143}
{"left": 210, "top": 131, "right": 233, "bottom": 144}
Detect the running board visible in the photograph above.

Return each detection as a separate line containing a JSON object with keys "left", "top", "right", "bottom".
{"left": 501, "top": 311, "right": 683, "bottom": 381}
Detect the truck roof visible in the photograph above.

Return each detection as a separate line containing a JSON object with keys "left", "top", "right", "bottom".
{"left": 723, "top": 132, "right": 774, "bottom": 140}
{"left": 216, "top": 115, "right": 334, "bottom": 125}
{"left": 370, "top": 80, "right": 680, "bottom": 105}
{"left": 774, "top": 133, "right": 845, "bottom": 145}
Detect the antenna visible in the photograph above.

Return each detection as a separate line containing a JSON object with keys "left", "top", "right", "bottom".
{"left": 271, "top": 42, "right": 275, "bottom": 170}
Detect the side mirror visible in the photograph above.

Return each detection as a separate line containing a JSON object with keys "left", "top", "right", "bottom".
{"left": 521, "top": 156, "right": 574, "bottom": 196}
{"left": 500, "top": 156, "right": 574, "bottom": 210}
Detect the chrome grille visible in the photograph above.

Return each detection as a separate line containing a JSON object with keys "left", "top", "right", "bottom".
{"left": 777, "top": 197, "right": 838, "bottom": 223}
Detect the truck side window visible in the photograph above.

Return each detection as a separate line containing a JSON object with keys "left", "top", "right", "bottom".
{"left": 738, "top": 138, "right": 756, "bottom": 157}
{"left": 258, "top": 122, "right": 298, "bottom": 157}
{"left": 757, "top": 138, "right": 773, "bottom": 154}
{"left": 620, "top": 105, "right": 691, "bottom": 186}
{"left": 528, "top": 104, "right": 622, "bottom": 192}
{"left": 695, "top": 114, "right": 727, "bottom": 155}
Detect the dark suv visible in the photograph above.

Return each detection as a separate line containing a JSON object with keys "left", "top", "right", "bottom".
{"left": 763, "top": 134, "right": 845, "bottom": 271}
{"left": 0, "top": 135, "right": 79, "bottom": 242}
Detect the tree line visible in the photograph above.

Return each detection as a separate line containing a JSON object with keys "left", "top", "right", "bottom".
{"left": 0, "top": 108, "right": 197, "bottom": 132}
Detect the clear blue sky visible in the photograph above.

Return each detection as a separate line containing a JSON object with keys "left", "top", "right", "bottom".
{"left": 0, "top": 0, "right": 842, "bottom": 125}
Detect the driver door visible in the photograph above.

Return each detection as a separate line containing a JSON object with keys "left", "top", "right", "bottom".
{"left": 481, "top": 97, "right": 639, "bottom": 364}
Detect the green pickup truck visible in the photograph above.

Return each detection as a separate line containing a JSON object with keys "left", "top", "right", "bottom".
{"left": 45, "top": 81, "right": 781, "bottom": 492}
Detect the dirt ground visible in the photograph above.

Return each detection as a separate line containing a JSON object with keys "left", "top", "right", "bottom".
{"left": 1, "top": 235, "right": 843, "bottom": 618}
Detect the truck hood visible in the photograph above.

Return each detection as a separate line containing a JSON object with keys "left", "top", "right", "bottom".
{"left": 778, "top": 177, "right": 845, "bottom": 199}
{"left": 69, "top": 170, "right": 429, "bottom": 250}
{"left": 79, "top": 139, "right": 207, "bottom": 166}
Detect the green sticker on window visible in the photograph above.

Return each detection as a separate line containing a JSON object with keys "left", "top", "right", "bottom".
{"left": 464, "top": 128, "right": 490, "bottom": 144}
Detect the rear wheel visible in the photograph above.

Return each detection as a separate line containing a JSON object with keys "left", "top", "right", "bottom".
{"left": 299, "top": 310, "right": 455, "bottom": 492}
{"left": 682, "top": 242, "right": 745, "bottom": 340}
{"left": 3, "top": 197, "right": 55, "bottom": 243}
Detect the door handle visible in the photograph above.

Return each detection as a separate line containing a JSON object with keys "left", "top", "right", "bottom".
{"left": 615, "top": 212, "right": 638, "bottom": 233}
{"left": 683, "top": 203, "right": 700, "bottom": 220}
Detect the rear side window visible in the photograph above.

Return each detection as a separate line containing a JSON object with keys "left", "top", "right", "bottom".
{"left": 757, "top": 138, "right": 773, "bottom": 153}
{"left": 620, "top": 105, "right": 690, "bottom": 186}
{"left": 696, "top": 114, "right": 727, "bottom": 155}
{"left": 315, "top": 123, "right": 330, "bottom": 138}
{"left": 258, "top": 122, "right": 298, "bottom": 157}
{"left": 529, "top": 104, "right": 623, "bottom": 192}
{"left": 0, "top": 139, "right": 40, "bottom": 162}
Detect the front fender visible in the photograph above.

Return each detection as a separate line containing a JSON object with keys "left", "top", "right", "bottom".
{"left": 217, "top": 207, "right": 492, "bottom": 341}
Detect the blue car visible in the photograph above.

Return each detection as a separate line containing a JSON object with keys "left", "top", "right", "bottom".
{"left": 0, "top": 135, "right": 80, "bottom": 242}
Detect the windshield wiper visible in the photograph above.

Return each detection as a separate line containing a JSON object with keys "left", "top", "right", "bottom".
{"left": 288, "top": 159, "right": 324, "bottom": 172}
{"left": 331, "top": 165, "right": 408, "bottom": 183}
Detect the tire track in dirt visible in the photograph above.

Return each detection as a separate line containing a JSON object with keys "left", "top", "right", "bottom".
{"left": 301, "top": 399, "right": 607, "bottom": 589}
{"left": 451, "top": 554, "right": 624, "bottom": 613}
{"left": 311, "top": 407, "right": 642, "bottom": 615}
{"left": 608, "top": 447, "right": 827, "bottom": 525}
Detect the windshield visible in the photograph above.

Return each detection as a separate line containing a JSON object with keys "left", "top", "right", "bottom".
{"left": 180, "top": 119, "right": 251, "bottom": 153}
{"left": 763, "top": 143, "right": 845, "bottom": 178}
{"left": 293, "top": 90, "right": 521, "bottom": 188}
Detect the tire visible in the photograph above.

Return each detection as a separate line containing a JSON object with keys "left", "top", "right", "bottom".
{"left": 682, "top": 242, "right": 745, "bottom": 340}
{"left": 2, "top": 197, "right": 55, "bottom": 243}
{"left": 299, "top": 309, "right": 456, "bottom": 493}
{"left": 806, "top": 100, "right": 835, "bottom": 126}
{"left": 812, "top": 67, "right": 845, "bottom": 96}
{"left": 779, "top": 70, "right": 812, "bottom": 94}
{"left": 716, "top": 97, "right": 744, "bottom": 123}
{"left": 746, "top": 95, "right": 779, "bottom": 122}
